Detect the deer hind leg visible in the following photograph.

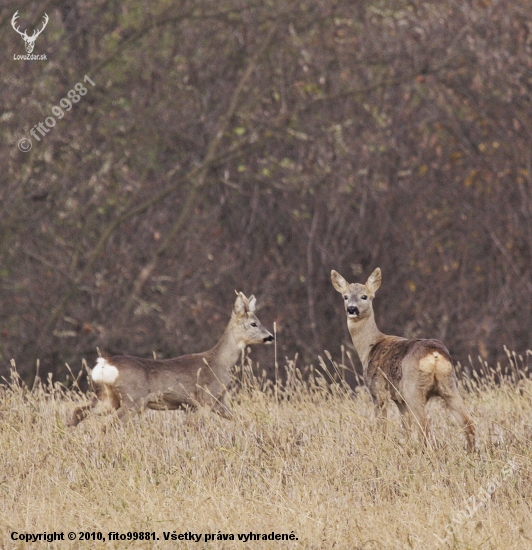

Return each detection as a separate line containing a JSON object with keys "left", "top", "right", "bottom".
{"left": 440, "top": 390, "right": 476, "bottom": 452}
{"left": 392, "top": 399, "right": 418, "bottom": 447}
{"left": 69, "top": 399, "right": 97, "bottom": 427}
{"left": 399, "top": 384, "right": 432, "bottom": 449}
{"left": 68, "top": 385, "right": 120, "bottom": 427}
{"left": 407, "top": 400, "right": 432, "bottom": 449}
{"left": 396, "top": 399, "right": 434, "bottom": 451}
{"left": 431, "top": 356, "right": 475, "bottom": 452}
{"left": 396, "top": 400, "right": 413, "bottom": 432}
{"left": 435, "top": 369, "right": 475, "bottom": 452}
{"left": 398, "top": 365, "right": 437, "bottom": 449}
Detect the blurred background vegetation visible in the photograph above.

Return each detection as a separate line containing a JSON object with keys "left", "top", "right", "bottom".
{"left": 1, "top": 0, "right": 531, "bottom": 381}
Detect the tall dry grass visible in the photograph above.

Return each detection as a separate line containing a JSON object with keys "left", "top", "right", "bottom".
{"left": 0, "top": 351, "right": 531, "bottom": 549}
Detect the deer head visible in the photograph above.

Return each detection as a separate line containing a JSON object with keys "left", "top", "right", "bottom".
{"left": 12, "top": 11, "right": 49, "bottom": 54}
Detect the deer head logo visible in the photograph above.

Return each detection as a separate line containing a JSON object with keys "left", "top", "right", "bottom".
{"left": 12, "top": 11, "right": 49, "bottom": 54}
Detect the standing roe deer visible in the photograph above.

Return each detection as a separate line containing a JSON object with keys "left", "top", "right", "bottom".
{"left": 69, "top": 292, "right": 273, "bottom": 426}
{"left": 331, "top": 268, "right": 475, "bottom": 451}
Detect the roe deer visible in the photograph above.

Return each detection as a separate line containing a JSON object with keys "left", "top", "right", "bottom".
{"left": 331, "top": 268, "right": 475, "bottom": 451}
{"left": 69, "top": 292, "right": 273, "bottom": 426}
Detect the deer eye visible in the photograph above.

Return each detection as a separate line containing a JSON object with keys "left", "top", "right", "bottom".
{"left": 251, "top": 322, "right": 257, "bottom": 327}
{"left": 343, "top": 295, "right": 348, "bottom": 300}
{"left": 361, "top": 295, "right": 368, "bottom": 300}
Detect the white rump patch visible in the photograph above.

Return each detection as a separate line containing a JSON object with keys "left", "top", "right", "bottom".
{"left": 419, "top": 352, "right": 452, "bottom": 374}
{"left": 418, "top": 354, "right": 435, "bottom": 373}
{"left": 91, "top": 357, "right": 119, "bottom": 385}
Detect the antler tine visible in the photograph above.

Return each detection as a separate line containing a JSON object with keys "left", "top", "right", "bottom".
{"left": 11, "top": 11, "right": 27, "bottom": 37}
{"left": 40, "top": 13, "right": 49, "bottom": 31}
{"left": 29, "top": 13, "right": 49, "bottom": 39}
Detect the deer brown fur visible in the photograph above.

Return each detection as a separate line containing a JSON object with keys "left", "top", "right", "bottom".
{"left": 331, "top": 267, "right": 475, "bottom": 451}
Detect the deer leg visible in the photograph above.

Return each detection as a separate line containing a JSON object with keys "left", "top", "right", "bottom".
{"left": 391, "top": 399, "right": 419, "bottom": 446}
{"left": 405, "top": 399, "right": 431, "bottom": 449}
{"left": 69, "top": 400, "right": 96, "bottom": 427}
{"left": 370, "top": 390, "right": 389, "bottom": 437}
{"left": 116, "top": 406, "right": 133, "bottom": 423}
{"left": 441, "top": 393, "right": 476, "bottom": 452}
{"left": 211, "top": 393, "right": 233, "bottom": 420}
{"left": 115, "top": 395, "right": 144, "bottom": 423}
{"left": 196, "top": 385, "right": 232, "bottom": 419}
{"left": 367, "top": 375, "right": 391, "bottom": 436}
{"left": 395, "top": 400, "right": 412, "bottom": 431}
{"left": 69, "top": 385, "right": 120, "bottom": 427}
{"left": 435, "top": 372, "right": 476, "bottom": 452}
{"left": 397, "top": 377, "right": 433, "bottom": 448}
{"left": 396, "top": 398, "right": 432, "bottom": 449}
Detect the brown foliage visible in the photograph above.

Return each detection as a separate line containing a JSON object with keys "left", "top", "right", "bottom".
{"left": 1, "top": 0, "right": 531, "bottom": 379}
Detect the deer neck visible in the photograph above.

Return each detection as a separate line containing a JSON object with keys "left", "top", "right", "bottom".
{"left": 347, "top": 310, "right": 384, "bottom": 371}
{"left": 206, "top": 317, "right": 243, "bottom": 372}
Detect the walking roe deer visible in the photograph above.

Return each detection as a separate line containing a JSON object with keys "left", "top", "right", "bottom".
{"left": 331, "top": 268, "right": 475, "bottom": 451}
{"left": 69, "top": 292, "right": 273, "bottom": 426}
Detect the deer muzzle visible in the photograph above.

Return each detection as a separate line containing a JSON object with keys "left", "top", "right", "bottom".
{"left": 347, "top": 306, "right": 359, "bottom": 317}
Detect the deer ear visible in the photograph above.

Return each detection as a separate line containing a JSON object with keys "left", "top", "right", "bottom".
{"left": 248, "top": 295, "right": 257, "bottom": 312}
{"left": 233, "top": 292, "right": 247, "bottom": 316}
{"left": 331, "top": 270, "right": 348, "bottom": 293}
{"left": 365, "top": 268, "right": 382, "bottom": 297}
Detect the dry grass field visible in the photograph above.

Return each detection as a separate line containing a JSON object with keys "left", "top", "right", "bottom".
{"left": 0, "top": 351, "right": 531, "bottom": 549}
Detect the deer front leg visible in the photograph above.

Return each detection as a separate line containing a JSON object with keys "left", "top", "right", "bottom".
{"left": 369, "top": 379, "right": 389, "bottom": 437}
{"left": 207, "top": 391, "right": 233, "bottom": 420}
{"left": 112, "top": 392, "right": 146, "bottom": 423}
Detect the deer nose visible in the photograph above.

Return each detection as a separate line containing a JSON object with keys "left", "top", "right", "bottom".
{"left": 263, "top": 335, "right": 274, "bottom": 343}
{"left": 347, "top": 306, "right": 359, "bottom": 316}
